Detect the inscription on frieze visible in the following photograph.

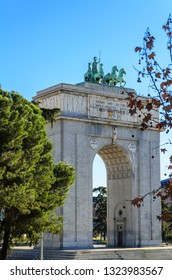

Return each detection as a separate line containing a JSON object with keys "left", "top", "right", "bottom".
{"left": 88, "top": 95, "right": 139, "bottom": 123}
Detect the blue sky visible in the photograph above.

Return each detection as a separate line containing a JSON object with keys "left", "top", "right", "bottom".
{"left": 1, "top": 0, "right": 171, "bottom": 98}
{"left": 1, "top": 0, "right": 172, "bottom": 185}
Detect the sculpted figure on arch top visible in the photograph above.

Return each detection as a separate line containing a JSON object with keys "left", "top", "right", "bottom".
{"left": 84, "top": 56, "right": 126, "bottom": 87}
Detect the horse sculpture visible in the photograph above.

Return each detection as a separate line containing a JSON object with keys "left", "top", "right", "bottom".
{"left": 116, "top": 68, "right": 126, "bottom": 87}
{"left": 84, "top": 57, "right": 126, "bottom": 88}
{"left": 84, "top": 63, "right": 93, "bottom": 82}
{"left": 84, "top": 61, "right": 104, "bottom": 84}
{"left": 103, "top": 66, "right": 118, "bottom": 86}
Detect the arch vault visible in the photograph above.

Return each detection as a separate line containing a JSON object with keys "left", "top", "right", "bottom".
{"left": 34, "top": 82, "right": 161, "bottom": 249}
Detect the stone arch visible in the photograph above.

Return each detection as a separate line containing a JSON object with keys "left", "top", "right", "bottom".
{"left": 35, "top": 82, "right": 162, "bottom": 249}
{"left": 98, "top": 144, "right": 132, "bottom": 180}
{"left": 114, "top": 203, "right": 127, "bottom": 219}
{"left": 96, "top": 143, "right": 133, "bottom": 247}
{"left": 94, "top": 144, "right": 134, "bottom": 247}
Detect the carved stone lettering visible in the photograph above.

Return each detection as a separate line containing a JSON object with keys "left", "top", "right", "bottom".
{"left": 88, "top": 95, "right": 139, "bottom": 123}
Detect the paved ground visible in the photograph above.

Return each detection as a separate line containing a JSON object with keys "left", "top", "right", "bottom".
{"left": 7, "top": 245, "right": 172, "bottom": 260}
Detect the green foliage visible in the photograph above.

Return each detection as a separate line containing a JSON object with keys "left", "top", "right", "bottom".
{"left": 51, "top": 162, "right": 75, "bottom": 206}
{"left": 93, "top": 186, "right": 107, "bottom": 241}
{"left": 0, "top": 88, "right": 75, "bottom": 258}
{"left": 32, "top": 100, "right": 61, "bottom": 128}
{"left": 162, "top": 201, "right": 172, "bottom": 243}
{"left": 41, "top": 108, "right": 60, "bottom": 128}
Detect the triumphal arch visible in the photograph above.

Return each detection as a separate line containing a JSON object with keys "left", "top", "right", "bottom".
{"left": 34, "top": 59, "right": 161, "bottom": 249}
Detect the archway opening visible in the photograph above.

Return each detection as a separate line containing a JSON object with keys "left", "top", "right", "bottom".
{"left": 93, "top": 144, "right": 132, "bottom": 248}
{"left": 92, "top": 154, "right": 107, "bottom": 247}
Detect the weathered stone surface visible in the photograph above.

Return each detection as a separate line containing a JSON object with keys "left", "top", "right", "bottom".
{"left": 34, "top": 82, "right": 161, "bottom": 249}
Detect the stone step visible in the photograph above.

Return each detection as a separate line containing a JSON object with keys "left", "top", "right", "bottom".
{"left": 7, "top": 247, "right": 172, "bottom": 260}
{"left": 7, "top": 248, "right": 122, "bottom": 260}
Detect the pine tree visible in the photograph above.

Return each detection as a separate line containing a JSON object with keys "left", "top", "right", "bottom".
{"left": 0, "top": 88, "right": 75, "bottom": 259}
